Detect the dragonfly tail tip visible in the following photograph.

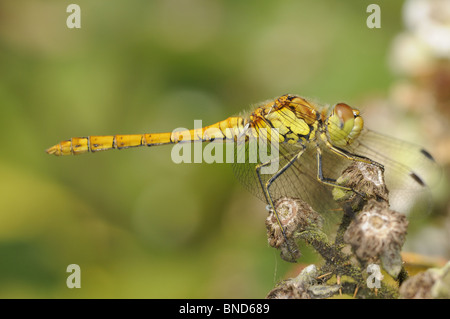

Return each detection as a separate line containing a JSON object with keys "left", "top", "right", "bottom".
{"left": 45, "top": 145, "right": 59, "bottom": 156}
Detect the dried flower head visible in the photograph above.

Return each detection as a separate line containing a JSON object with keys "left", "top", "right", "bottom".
{"left": 333, "top": 162, "right": 389, "bottom": 210}
{"left": 266, "top": 265, "right": 340, "bottom": 299}
{"left": 399, "top": 270, "right": 439, "bottom": 299}
{"left": 344, "top": 200, "right": 408, "bottom": 261}
{"left": 400, "top": 262, "right": 450, "bottom": 299}
{"left": 266, "top": 265, "right": 316, "bottom": 299}
{"left": 265, "top": 197, "right": 323, "bottom": 262}
{"left": 266, "top": 278, "right": 311, "bottom": 299}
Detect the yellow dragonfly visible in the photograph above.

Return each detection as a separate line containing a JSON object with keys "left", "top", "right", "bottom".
{"left": 46, "top": 94, "right": 439, "bottom": 254}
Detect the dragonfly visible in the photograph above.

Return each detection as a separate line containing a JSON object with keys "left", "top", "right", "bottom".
{"left": 46, "top": 94, "right": 439, "bottom": 255}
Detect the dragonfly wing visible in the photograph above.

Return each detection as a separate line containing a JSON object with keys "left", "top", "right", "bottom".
{"left": 342, "top": 128, "right": 442, "bottom": 214}
{"left": 231, "top": 124, "right": 317, "bottom": 204}
{"left": 231, "top": 129, "right": 349, "bottom": 229}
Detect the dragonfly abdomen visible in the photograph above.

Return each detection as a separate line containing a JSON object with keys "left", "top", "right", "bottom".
{"left": 46, "top": 117, "right": 248, "bottom": 156}
{"left": 45, "top": 134, "right": 161, "bottom": 156}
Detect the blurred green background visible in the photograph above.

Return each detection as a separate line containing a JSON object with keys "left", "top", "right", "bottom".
{"left": 0, "top": 0, "right": 448, "bottom": 298}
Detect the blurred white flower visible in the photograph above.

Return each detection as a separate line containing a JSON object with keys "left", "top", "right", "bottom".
{"left": 404, "top": 0, "right": 450, "bottom": 58}
{"left": 389, "top": 0, "right": 450, "bottom": 75}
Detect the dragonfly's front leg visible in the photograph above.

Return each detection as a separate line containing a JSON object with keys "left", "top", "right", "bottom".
{"left": 322, "top": 139, "right": 384, "bottom": 171}
{"left": 315, "top": 145, "right": 381, "bottom": 199}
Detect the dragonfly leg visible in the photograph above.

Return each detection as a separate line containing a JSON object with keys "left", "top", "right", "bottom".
{"left": 256, "top": 147, "right": 305, "bottom": 260}
{"left": 323, "top": 139, "right": 384, "bottom": 171}
{"left": 315, "top": 146, "right": 376, "bottom": 199}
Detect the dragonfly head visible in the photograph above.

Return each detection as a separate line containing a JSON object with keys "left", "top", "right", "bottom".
{"left": 326, "top": 103, "right": 364, "bottom": 147}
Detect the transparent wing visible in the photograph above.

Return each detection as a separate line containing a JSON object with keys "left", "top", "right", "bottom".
{"left": 342, "top": 128, "right": 442, "bottom": 214}
{"left": 231, "top": 125, "right": 349, "bottom": 230}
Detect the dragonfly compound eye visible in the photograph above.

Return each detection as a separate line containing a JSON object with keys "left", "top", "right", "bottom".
{"left": 326, "top": 103, "right": 364, "bottom": 147}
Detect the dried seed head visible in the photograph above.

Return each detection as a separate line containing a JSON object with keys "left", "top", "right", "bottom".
{"left": 400, "top": 262, "right": 450, "bottom": 299}
{"left": 344, "top": 200, "right": 408, "bottom": 261}
{"left": 333, "top": 162, "right": 389, "bottom": 210}
{"left": 265, "top": 197, "right": 323, "bottom": 261}
{"left": 266, "top": 265, "right": 317, "bottom": 299}
{"left": 399, "top": 270, "right": 439, "bottom": 299}
{"left": 266, "top": 264, "right": 341, "bottom": 299}
{"left": 266, "top": 279, "right": 311, "bottom": 299}
{"left": 267, "top": 197, "right": 324, "bottom": 237}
